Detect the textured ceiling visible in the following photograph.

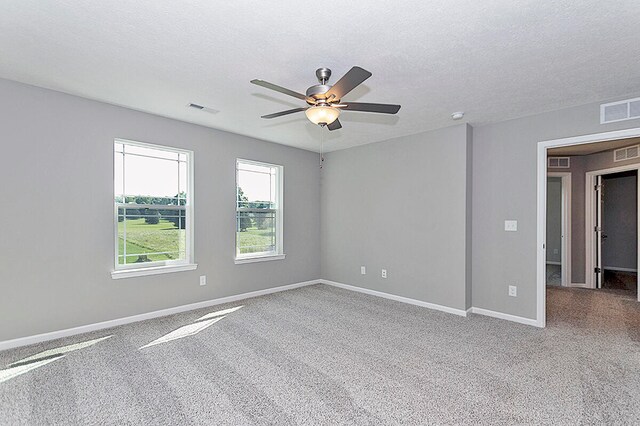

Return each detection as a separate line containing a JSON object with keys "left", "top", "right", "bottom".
{"left": 1, "top": 1, "right": 639, "bottom": 152}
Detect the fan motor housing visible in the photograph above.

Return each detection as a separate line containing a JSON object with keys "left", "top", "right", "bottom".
{"left": 306, "top": 84, "right": 337, "bottom": 103}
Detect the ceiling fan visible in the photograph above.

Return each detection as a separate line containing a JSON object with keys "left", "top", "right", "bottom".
{"left": 251, "top": 66, "right": 401, "bottom": 131}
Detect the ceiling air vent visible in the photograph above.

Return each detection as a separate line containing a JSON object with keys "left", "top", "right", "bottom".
{"left": 614, "top": 145, "right": 640, "bottom": 162}
{"left": 187, "top": 103, "right": 219, "bottom": 114}
{"left": 601, "top": 97, "right": 640, "bottom": 124}
{"left": 548, "top": 157, "right": 570, "bottom": 168}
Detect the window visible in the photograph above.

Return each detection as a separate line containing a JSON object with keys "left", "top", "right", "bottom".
{"left": 235, "top": 159, "right": 284, "bottom": 263}
{"left": 112, "top": 140, "right": 195, "bottom": 278}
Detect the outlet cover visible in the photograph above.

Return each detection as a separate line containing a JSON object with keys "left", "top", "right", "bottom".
{"left": 361, "top": 266, "right": 366, "bottom": 275}
{"left": 504, "top": 220, "right": 518, "bottom": 232}
{"left": 200, "top": 276, "right": 207, "bottom": 286}
{"left": 508, "top": 285, "right": 517, "bottom": 297}
{"left": 381, "top": 269, "right": 387, "bottom": 279}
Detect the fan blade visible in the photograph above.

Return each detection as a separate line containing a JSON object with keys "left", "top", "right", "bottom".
{"left": 341, "top": 102, "right": 401, "bottom": 114}
{"left": 327, "top": 119, "right": 342, "bottom": 131}
{"left": 261, "top": 107, "right": 307, "bottom": 119}
{"left": 324, "top": 66, "right": 372, "bottom": 100}
{"left": 251, "top": 79, "right": 308, "bottom": 101}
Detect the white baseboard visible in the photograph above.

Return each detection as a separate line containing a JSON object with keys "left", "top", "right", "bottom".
{"left": 320, "top": 279, "right": 468, "bottom": 317}
{"left": 603, "top": 266, "right": 637, "bottom": 273}
{"left": 568, "top": 282, "right": 589, "bottom": 288}
{"left": 321, "top": 280, "right": 541, "bottom": 327}
{"left": 0, "top": 279, "right": 320, "bottom": 352}
{"left": 546, "top": 261, "right": 561, "bottom": 266}
{"left": 469, "top": 307, "right": 539, "bottom": 327}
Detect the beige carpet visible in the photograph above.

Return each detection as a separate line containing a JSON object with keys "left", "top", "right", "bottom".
{"left": 1, "top": 284, "right": 640, "bottom": 425}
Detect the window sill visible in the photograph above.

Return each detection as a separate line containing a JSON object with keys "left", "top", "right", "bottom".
{"left": 111, "top": 263, "right": 198, "bottom": 280}
{"left": 234, "top": 254, "right": 286, "bottom": 265}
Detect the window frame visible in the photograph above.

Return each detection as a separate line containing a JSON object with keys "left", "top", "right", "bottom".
{"left": 111, "top": 138, "right": 196, "bottom": 279}
{"left": 234, "top": 158, "right": 285, "bottom": 264}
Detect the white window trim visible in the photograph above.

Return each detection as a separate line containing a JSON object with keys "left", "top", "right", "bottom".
{"left": 234, "top": 254, "right": 286, "bottom": 265}
{"left": 112, "top": 138, "right": 196, "bottom": 279}
{"left": 235, "top": 158, "right": 285, "bottom": 263}
{"left": 111, "top": 263, "right": 198, "bottom": 280}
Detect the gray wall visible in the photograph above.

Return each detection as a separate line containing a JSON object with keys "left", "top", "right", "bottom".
{"left": 0, "top": 79, "right": 321, "bottom": 342}
{"left": 602, "top": 171, "right": 637, "bottom": 270}
{"left": 321, "top": 124, "right": 472, "bottom": 311}
{"left": 546, "top": 177, "right": 562, "bottom": 264}
{"left": 473, "top": 99, "right": 640, "bottom": 320}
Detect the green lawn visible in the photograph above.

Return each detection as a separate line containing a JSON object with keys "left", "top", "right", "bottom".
{"left": 118, "top": 218, "right": 185, "bottom": 264}
{"left": 237, "top": 227, "right": 276, "bottom": 254}
{"left": 119, "top": 218, "right": 275, "bottom": 262}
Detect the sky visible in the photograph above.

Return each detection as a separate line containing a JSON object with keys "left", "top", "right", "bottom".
{"left": 237, "top": 167, "right": 276, "bottom": 203}
{"left": 115, "top": 144, "right": 275, "bottom": 202}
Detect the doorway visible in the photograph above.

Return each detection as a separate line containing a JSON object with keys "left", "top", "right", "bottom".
{"left": 589, "top": 168, "right": 638, "bottom": 298}
{"left": 537, "top": 128, "right": 640, "bottom": 328}
{"left": 546, "top": 173, "right": 571, "bottom": 287}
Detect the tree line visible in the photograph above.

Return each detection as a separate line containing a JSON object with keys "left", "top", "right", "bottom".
{"left": 116, "top": 189, "right": 273, "bottom": 232}
{"left": 116, "top": 193, "right": 186, "bottom": 229}
{"left": 238, "top": 187, "right": 274, "bottom": 232}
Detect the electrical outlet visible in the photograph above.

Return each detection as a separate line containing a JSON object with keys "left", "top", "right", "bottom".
{"left": 361, "top": 266, "right": 366, "bottom": 275}
{"left": 508, "top": 285, "right": 517, "bottom": 297}
{"left": 553, "top": 249, "right": 558, "bottom": 255}
{"left": 504, "top": 220, "right": 518, "bottom": 232}
{"left": 381, "top": 269, "right": 387, "bottom": 279}
{"left": 199, "top": 276, "right": 207, "bottom": 286}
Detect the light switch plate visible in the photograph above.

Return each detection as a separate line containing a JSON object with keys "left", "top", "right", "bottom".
{"left": 361, "top": 266, "right": 366, "bottom": 275}
{"left": 504, "top": 220, "right": 518, "bottom": 232}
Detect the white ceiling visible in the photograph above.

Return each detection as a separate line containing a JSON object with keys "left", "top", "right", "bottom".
{"left": 1, "top": 1, "right": 640, "bottom": 152}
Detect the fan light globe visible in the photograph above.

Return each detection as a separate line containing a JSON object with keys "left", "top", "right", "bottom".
{"left": 305, "top": 105, "right": 340, "bottom": 125}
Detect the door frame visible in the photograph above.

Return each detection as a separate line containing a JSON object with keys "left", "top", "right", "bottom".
{"left": 585, "top": 163, "right": 640, "bottom": 296}
{"left": 547, "top": 172, "right": 571, "bottom": 287}
{"left": 537, "top": 127, "right": 640, "bottom": 328}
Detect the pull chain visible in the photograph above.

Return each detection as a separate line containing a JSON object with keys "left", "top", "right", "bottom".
{"left": 320, "top": 125, "right": 325, "bottom": 169}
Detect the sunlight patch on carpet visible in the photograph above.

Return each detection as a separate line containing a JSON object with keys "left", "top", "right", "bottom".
{"left": 139, "top": 316, "right": 226, "bottom": 349}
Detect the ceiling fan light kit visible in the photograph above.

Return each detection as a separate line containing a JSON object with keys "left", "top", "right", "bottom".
{"left": 251, "top": 66, "right": 401, "bottom": 131}
{"left": 305, "top": 105, "right": 340, "bottom": 125}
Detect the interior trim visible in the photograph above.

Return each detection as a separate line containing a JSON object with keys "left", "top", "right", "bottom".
{"left": 469, "top": 307, "right": 539, "bottom": 327}
{"left": 234, "top": 254, "right": 286, "bottom": 264}
{"left": 111, "top": 263, "right": 198, "bottom": 280}
{"left": 320, "top": 279, "right": 469, "bottom": 317}
{"left": 569, "top": 282, "right": 589, "bottom": 288}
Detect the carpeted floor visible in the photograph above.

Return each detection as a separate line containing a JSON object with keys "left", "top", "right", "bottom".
{"left": 602, "top": 269, "right": 637, "bottom": 298}
{"left": 1, "top": 284, "right": 640, "bottom": 425}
